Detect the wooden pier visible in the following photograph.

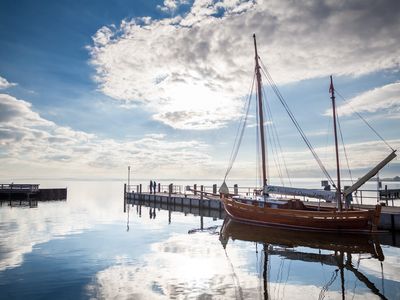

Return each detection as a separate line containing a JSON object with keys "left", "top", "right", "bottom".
{"left": 0, "top": 184, "right": 67, "bottom": 207}
{"left": 124, "top": 183, "right": 400, "bottom": 232}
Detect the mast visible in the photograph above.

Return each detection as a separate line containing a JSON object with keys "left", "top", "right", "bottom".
{"left": 330, "top": 75, "right": 342, "bottom": 211}
{"left": 253, "top": 34, "right": 267, "bottom": 188}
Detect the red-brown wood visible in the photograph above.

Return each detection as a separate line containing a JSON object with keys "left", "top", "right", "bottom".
{"left": 221, "top": 196, "right": 381, "bottom": 233}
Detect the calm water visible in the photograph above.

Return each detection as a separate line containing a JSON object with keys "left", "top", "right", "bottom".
{"left": 1, "top": 180, "right": 400, "bottom": 299}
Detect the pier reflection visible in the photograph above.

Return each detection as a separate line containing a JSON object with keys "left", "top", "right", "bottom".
{"left": 128, "top": 199, "right": 399, "bottom": 299}
{"left": 220, "top": 217, "right": 387, "bottom": 299}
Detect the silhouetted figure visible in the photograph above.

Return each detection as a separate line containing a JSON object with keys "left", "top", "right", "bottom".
{"left": 150, "top": 180, "right": 153, "bottom": 194}
{"left": 153, "top": 181, "right": 157, "bottom": 194}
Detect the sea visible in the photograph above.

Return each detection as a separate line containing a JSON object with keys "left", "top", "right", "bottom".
{"left": 0, "top": 179, "right": 399, "bottom": 299}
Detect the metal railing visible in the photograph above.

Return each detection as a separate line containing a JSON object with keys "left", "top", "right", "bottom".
{"left": 126, "top": 183, "right": 400, "bottom": 206}
{"left": 0, "top": 184, "right": 40, "bottom": 192}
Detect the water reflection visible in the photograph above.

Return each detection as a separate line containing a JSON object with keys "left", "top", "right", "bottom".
{"left": 1, "top": 182, "right": 400, "bottom": 299}
{"left": 220, "top": 218, "right": 387, "bottom": 299}
{"left": 129, "top": 200, "right": 400, "bottom": 299}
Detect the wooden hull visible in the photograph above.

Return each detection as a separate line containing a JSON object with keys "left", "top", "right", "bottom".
{"left": 221, "top": 196, "right": 381, "bottom": 233}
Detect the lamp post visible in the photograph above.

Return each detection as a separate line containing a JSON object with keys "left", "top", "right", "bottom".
{"left": 128, "top": 166, "right": 131, "bottom": 192}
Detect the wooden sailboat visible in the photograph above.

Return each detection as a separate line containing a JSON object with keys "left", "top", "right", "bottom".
{"left": 220, "top": 34, "right": 397, "bottom": 233}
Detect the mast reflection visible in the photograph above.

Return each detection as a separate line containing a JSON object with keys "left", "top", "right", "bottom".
{"left": 220, "top": 217, "right": 386, "bottom": 300}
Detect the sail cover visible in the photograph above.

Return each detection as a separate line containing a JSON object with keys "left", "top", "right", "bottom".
{"left": 266, "top": 185, "right": 336, "bottom": 202}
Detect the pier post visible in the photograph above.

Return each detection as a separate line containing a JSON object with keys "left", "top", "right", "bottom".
{"left": 169, "top": 184, "right": 173, "bottom": 196}
{"left": 139, "top": 184, "right": 142, "bottom": 194}
{"left": 213, "top": 184, "right": 217, "bottom": 194}
{"left": 124, "top": 184, "right": 127, "bottom": 213}
{"left": 200, "top": 185, "right": 204, "bottom": 200}
{"left": 194, "top": 184, "right": 197, "bottom": 195}
{"left": 158, "top": 183, "right": 161, "bottom": 193}
{"left": 234, "top": 184, "right": 238, "bottom": 195}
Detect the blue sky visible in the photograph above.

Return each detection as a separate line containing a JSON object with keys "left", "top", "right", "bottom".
{"left": 0, "top": 0, "right": 399, "bottom": 182}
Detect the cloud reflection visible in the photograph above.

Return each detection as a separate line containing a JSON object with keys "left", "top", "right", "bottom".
{"left": 0, "top": 181, "right": 125, "bottom": 271}
{"left": 85, "top": 232, "right": 261, "bottom": 299}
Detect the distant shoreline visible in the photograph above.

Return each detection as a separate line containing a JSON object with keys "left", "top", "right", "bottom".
{"left": 366, "top": 176, "right": 400, "bottom": 182}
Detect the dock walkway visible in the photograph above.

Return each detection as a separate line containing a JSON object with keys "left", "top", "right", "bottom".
{"left": 125, "top": 189, "right": 400, "bottom": 231}
{"left": 0, "top": 183, "right": 67, "bottom": 206}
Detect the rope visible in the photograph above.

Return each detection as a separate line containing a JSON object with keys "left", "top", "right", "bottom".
{"left": 335, "top": 90, "right": 395, "bottom": 152}
{"left": 318, "top": 269, "right": 339, "bottom": 300}
{"left": 336, "top": 114, "right": 354, "bottom": 184}
{"left": 263, "top": 85, "right": 292, "bottom": 186}
{"left": 256, "top": 90, "right": 262, "bottom": 188}
{"left": 259, "top": 60, "right": 336, "bottom": 189}
{"left": 224, "top": 73, "right": 255, "bottom": 181}
{"left": 261, "top": 85, "right": 270, "bottom": 183}
{"left": 264, "top": 90, "right": 285, "bottom": 186}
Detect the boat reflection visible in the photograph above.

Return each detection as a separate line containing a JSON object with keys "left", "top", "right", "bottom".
{"left": 220, "top": 217, "right": 387, "bottom": 299}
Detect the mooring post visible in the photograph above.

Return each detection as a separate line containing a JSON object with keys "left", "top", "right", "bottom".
{"left": 384, "top": 185, "right": 388, "bottom": 206}
{"left": 168, "top": 183, "right": 173, "bottom": 206}
{"left": 201, "top": 185, "right": 204, "bottom": 200}
{"left": 124, "top": 183, "right": 127, "bottom": 213}
{"left": 158, "top": 183, "right": 161, "bottom": 193}
{"left": 194, "top": 184, "right": 197, "bottom": 195}
{"left": 234, "top": 184, "right": 238, "bottom": 195}
{"left": 169, "top": 184, "right": 173, "bottom": 197}
{"left": 213, "top": 184, "right": 217, "bottom": 194}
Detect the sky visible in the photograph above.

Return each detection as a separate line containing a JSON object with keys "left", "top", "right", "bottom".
{"left": 0, "top": 0, "right": 399, "bottom": 183}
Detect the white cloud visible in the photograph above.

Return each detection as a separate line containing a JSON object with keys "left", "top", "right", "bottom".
{"left": 0, "top": 76, "right": 17, "bottom": 89}
{"left": 88, "top": 0, "right": 400, "bottom": 130}
{"left": 157, "top": 0, "right": 189, "bottom": 13}
{"left": 333, "top": 82, "right": 400, "bottom": 118}
{"left": 0, "top": 94, "right": 212, "bottom": 179}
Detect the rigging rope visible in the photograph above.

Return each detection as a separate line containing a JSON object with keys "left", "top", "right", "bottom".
{"left": 262, "top": 85, "right": 292, "bottom": 186}
{"left": 336, "top": 113, "right": 359, "bottom": 204}
{"left": 256, "top": 89, "right": 262, "bottom": 188}
{"left": 259, "top": 59, "right": 337, "bottom": 189}
{"left": 257, "top": 80, "right": 270, "bottom": 184}
{"left": 336, "top": 113, "right": 354, "bottom": 185}
{"left": 335, "top": 90, "right": 395, "bottom": 152}
{"left": 264, "top": 90, "right": 285, "bottom": 186}
{"left": 224, "top": 73, "right": 256, "bottom": 181}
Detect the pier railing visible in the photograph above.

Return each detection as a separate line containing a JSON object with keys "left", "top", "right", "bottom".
{"left": 126, "top": 183, "right": 400, "bottom": 207}
{"left": 0, "top": 184, "right": 39, "bottom": 192}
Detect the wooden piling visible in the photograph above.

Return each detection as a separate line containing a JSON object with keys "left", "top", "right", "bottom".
{"left": 124, "top": 184, "right": 127, "bottom": 213}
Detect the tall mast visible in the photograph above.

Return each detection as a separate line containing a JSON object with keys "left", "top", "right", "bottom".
{"left": 330, "top": 75, "right": 342, "bottom": 211}
{"left": 253, "top": 34, "right": 267, "bottom": 188}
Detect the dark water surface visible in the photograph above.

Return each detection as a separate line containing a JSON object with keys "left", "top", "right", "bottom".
{"left": 0, "top": 181, "right": 399, "bottom": 299}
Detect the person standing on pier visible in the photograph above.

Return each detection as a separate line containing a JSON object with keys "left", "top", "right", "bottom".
{"left": 149, "top": 180, "right": 153, "bottom": 194}
{"left": 153, "top": 181, "right": 157, "bottom": 194}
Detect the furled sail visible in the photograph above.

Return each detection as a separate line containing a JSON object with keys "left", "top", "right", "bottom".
{"left": 266, "top": 185, "right": 336, "bottom": 202}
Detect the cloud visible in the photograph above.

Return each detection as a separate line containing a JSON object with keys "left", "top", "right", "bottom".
{"left": 85, "top": 233, "right": 262, "bottom": 299}
{"left": 333, "top": 82, "right": 400, "bottom": 118}
{"left": 88, "top": 0, "right": 400, "bottom": 130}
{"left": 0, "top": 181, "right": 131, "bottom": 272}
{"left": 0, "top": 93, "right": 212, "bottom": 179}
{"left": 157, "top": 0, "right": 189, "bottom": 13}
{"left": 0, "top": 76, "right": 16, "bottom": 89}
